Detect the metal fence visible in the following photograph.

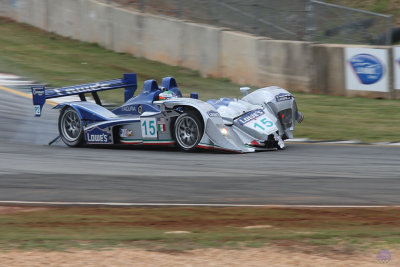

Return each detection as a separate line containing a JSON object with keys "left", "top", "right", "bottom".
{"left": 309, "top": 1, "right": 392, "bottom": 45}
{"left": 104, "top": 0, "right": 393, "bottom": 45}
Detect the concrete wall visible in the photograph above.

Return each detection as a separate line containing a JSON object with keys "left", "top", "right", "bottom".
{"left": 181, "top": 22, "right": 221, "bottom": 77}
{"left": 0, "top": 0, "right": 396, "bottom": 98}
{"left": 220, "top": 34, "right": 312, "bottom": 92}
{"left": 78, "top": 0, "right": 113, "bottom": 49}
{"left": 311, "top": 44, "right": 346, "bottom": 96}
{"left": 220, "top": 31, "right": 263, "bottom": 85}
{"left": 0, "top": 0, "right": 8, "bottom": 17}
{"left": 47, "top": 0, "right": 81, "bottom": 39}
{"left": 258, "top": 40, "right": 311, "bottom": 93}
{"left": 111, "top": 7, "right": 143, "bottom": 55}
{"left": 141, "top": 13, "right": 183, "bottom": 66}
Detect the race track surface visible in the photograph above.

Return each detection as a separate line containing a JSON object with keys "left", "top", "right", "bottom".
{"left": 1, "top": 88, "right": 400, "bottom": 205}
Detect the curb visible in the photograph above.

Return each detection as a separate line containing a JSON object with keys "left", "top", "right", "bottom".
{"left": 287, "top": 138, "right": 400, "bottom": 146}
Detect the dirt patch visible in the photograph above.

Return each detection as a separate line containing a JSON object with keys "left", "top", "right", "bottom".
{"left": 10, "top": 206, "right": 400, "bottom": 229}
{"left": 0, "top": 206, "right": 49, "bottom": 215}
{"left": 0, "top": 206, "right": 399, "bottom": 257}
{"left": 0, "top": 247, "right": 398, "bottom": 267}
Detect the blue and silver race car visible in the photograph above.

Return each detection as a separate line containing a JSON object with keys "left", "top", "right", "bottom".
{"left": 32, "top": 73, "right": 303, "bottom": 153}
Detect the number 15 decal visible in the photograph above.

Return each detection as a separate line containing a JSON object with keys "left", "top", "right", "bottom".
{"left": 254, "top": 118, "right": 273, "bottom": 131}
{"left": 141, "top": 118, "right": 157, "bottom": 138}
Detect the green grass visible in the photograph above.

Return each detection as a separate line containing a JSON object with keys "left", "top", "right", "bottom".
{"left": 0, "top": 207, "right": 400, "bottom": 252}
{"left": 325, "top": 0, "right": 400, "bottom": 26}
{"left": 1, "top": 17, "right": 400, "bottom": 142}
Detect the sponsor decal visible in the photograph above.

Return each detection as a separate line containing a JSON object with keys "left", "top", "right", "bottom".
{"left": 275, "top": 93, "right": 292, "bottom": 102}
{"left": 349, "top": 54, "right": 384, "bottom": 85}
{"left": 207, "top": 110, "right": 221, "bottom": 118}
{"left": 53, "top": 81, "right": 123, "bottom": 96}
{"left": 120, "top": 128, "right": 133, "bottom": 138}
{"left": 32, "top": 87, "right": 44, "bottom": 96}
{"left": 34, "top": 105, "right": 41, "bottom": 116}
{"left": 393, "top": 47, "right": 400, "bottom": 90}
{"left": 253, "top": 118, "right": 274, "bottom": 131}
{"left": 141, "top": 118, "right": 157, "bottom": 138}
{"left": 85, "top": 127, "right": 111, "bottom": 144}
{"left": 237, "top": 109, "right": 264, "bottom": 125}
{"left": 121, "top": 105, "right": 136, "bottom": 112}
{"left": 157, "top": 117, "right": 166, "bottom": 132}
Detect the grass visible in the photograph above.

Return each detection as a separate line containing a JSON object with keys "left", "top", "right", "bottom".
{"left": 1, "top": 17, "right": 400, "bottom": 142}
{"left": 0, "top": 207, "right": 400, "bottom": 252}
{"left": 325, "top": 0, "right": 400, "bottom": 26}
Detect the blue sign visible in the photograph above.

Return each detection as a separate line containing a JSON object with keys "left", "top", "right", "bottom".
{"left": 349, "top": 54, "right": 384, "bottom": 85}
{"left": 85, "top": 127, "right": 111, "bottom": 144}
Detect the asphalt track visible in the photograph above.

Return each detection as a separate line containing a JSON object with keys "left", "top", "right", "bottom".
{"left": 1, "top": 87, "right": 400, "bottom": 206}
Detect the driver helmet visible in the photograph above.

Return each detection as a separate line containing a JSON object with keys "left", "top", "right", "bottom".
{"left": 158, "top": 90, "right": 177, "bottom": 100}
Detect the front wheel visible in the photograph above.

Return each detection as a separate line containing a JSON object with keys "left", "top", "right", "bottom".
{"left": 58, "top": 107, "right": 84, "bottom": 147}
{"left": 173, "top": 112, "right": 203, "bottom": 151}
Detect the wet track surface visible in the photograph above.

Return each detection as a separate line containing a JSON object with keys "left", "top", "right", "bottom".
{"left": 1, "top": 89, "right": 400, "bottom": 205}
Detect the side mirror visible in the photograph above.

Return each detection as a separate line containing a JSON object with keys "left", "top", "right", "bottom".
{"left": 240, "top": 87, "right": 251, "bottom": 96}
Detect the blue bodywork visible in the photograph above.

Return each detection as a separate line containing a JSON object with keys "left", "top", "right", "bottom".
{"left": 112, "top": 77, "right": 183, "bottom": 116}
{"left": 31, "top": 73, "right": 185, "bottom": 144}
{"left": 32, "top": 73, "right": 183, "bottom": 121}
{"left": 207, "top": 97, "right": 236, "bottom": 109}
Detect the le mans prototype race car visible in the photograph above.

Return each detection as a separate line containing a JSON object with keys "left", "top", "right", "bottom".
{"left": 31, "top": 73, "right": 303, "bottom": 153}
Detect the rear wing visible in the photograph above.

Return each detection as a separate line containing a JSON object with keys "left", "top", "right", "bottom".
{"left": 31, "top": 73, "right": 137, "bottom": 117}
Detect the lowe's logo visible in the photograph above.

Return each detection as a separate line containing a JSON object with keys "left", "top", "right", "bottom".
{"left": 237, "top": 109, "right": 264, "bottom": 125}
{"left": 85, "top": 127, "right": 110, "bottom": 144}
{"left": 349, "top": 54, "right": 384, "bottom": 85}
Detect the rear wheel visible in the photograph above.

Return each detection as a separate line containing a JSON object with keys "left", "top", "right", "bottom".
{"left": 173, "top": 111, "right": 203, "bottom": 151}
{"left": 58, "top": 107, "right": 84, "bottom": 147}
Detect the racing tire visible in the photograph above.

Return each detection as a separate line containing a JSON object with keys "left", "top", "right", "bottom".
{"left": 173, "top": 111, "right": 203, "bottom": 151}
{"left": 58, "top": 107, "right": 84, "bottom": 147}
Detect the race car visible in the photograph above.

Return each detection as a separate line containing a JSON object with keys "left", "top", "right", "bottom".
{"left": 31, "top": 73, "right": 303, "bottom": 153}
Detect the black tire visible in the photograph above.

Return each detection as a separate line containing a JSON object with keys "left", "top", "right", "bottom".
{"left": 58, "top": 107, "right": 84, "bottom": 147}
{"left": 173, "top": 111, "right": 203, "bottom": 151}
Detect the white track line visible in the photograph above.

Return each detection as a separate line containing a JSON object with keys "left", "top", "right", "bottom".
{"left": 0, "top": 201, "right": 398, "bottom": 208}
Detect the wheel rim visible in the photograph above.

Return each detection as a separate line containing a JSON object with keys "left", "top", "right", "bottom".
{"left": 60, "top": 109, "right": 82, "bottom": 142}
{"left": 175, "top": 116, "right": 200, "bottom": 149}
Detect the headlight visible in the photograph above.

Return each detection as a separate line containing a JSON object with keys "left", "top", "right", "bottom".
{"left": 220, "top": 127, "right": 229, "bottom": 136}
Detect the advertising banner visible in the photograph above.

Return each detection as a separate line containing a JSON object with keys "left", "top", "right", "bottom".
{"left": 344, "top": 48, "right": 388, "bottom": 92}
{"left": 393, "top": 46, "right": 400, "bottom": 90}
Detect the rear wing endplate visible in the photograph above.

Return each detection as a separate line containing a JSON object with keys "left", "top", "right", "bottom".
{"left": 31, "top": 73, "right": 137, "bottom": 117}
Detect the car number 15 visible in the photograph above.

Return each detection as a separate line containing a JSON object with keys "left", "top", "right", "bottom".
{"left": 253, "top": 117, "right": 274, "bottom": 131}
{"left": 141, "top": 118, "right": 157, "bottom": 138}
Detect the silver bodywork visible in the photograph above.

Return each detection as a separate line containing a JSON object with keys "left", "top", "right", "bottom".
{"left": 89, "top": 85, "right": 303, "bottom": 153}
{"left": 204, "top": 86, "right": 303, "bottom": 152}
